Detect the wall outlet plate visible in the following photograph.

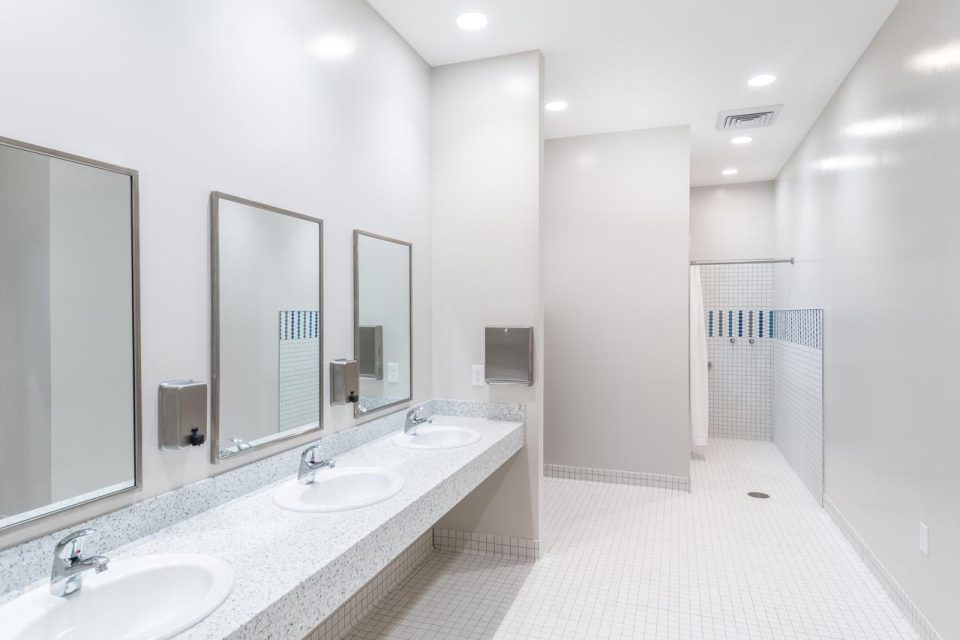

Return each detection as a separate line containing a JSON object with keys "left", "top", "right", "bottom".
{"left": 920, "top": 522, "right": 929, "bottom": 556}
{"left": 471, "top": 365, "right": 485, "bottom": 386}
{"left": 387, "top": 362, "right": 399, "bottom": 383}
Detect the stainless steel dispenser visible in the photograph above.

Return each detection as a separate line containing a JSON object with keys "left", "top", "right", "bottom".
{"left": 159, "top": 380, "right": 208, "bottom": 449}
{"left": 330, "top": 359, "right": 360, "bottom": 405}
{"left": 484, "top": 326, "right": 534, "bottom": 385}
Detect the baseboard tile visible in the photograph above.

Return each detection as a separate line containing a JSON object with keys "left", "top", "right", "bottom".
{"left": 302, "top": 531, "right": 434, "bottom": 640}
{"left": 433, "top": 527, "right": 540, "bottom": 563}
{"left": 823, "top": 496, "right": 942, "bottom": 640}
{"left": 544, "top": 463, "right": 690, "bottom": 492}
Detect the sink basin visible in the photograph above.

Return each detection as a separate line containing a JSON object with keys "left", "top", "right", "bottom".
{"left": 392, "top": 425, "right": 481, "bottom": 450}
{"left": 0, "top": 553, "right": 233, "bottom": 640}
{"left": 273, "top": 467, "right": 404, "bottom": 512}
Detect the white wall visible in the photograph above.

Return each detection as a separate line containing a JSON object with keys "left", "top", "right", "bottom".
{"left": 431, "top": 51, "right": 543, "bottom": 540}
{"left": 543, "top": 127, "right": 691, "bottom": 478}
{"left": 0, "top": 0, "right": 432, "bottom": 547}
{"left": 776, "top": 0, "right": 960, "bottom": 635}
{"left": 690, "top": 181, "right": 777, "bottom": 261}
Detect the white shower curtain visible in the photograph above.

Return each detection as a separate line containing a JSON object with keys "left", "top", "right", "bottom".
{"left": 689, "top": 266, "right": 709, "bottom": 447}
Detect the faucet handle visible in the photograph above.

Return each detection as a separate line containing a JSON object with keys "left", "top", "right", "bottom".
{"left": 301, "top": 443, "right": 323, "bottom": 464}
{"left": 55, "top": 529, "right": 97, "bottom": 560}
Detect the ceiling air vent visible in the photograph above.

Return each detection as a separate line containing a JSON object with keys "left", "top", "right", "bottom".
{"left": 716, "top": 104, "right": 783, "bottom": 131}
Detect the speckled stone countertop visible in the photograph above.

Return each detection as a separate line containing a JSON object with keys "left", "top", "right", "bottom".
{"left": 73, "top": 415, "right": 522, "bottom": 640}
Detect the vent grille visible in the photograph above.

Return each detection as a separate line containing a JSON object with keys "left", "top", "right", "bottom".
{"left": 716, "top": 104, "right": 783, "bottom": 131}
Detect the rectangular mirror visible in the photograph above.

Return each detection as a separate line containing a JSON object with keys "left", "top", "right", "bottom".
{"left": 0, "top": 136, "right": 140, "bottom": 532}
{"left": 211, "top": 192, "right": 322, "bottom": 461}
{"left": 354, "top": 231, "right": 412, "bottom": 417}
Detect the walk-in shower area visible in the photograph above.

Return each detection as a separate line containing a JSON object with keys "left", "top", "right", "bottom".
{"left": 693, "top": 260, "right": 824, "bottom": 502}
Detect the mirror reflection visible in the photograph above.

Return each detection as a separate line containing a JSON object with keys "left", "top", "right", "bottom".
{"left": 354, "top": 231, "right": 412, "bottom": 416}
{"left": 0, "top": 137, "right": 139, "bottom": 530}
{"left": 212, "top": 193, "right": 322, "bottom": 460}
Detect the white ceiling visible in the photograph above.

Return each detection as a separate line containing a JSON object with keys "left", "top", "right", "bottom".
{"left": 366, "top": 0, "right": 898, "bottom": 186}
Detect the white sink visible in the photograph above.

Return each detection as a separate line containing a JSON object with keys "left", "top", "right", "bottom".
{"left": 0, "top": 553, "right": 233, "bottom": 640}
{"left": 392, "top": 425, "right": 481, "bottom": 450}
{"left": 273, "top": 467, "right": 404, "bottom": 512}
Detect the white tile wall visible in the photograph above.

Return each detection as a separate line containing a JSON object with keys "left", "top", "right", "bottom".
{"left": 344, "top": 439, "right": 921, "bottom": 640}
{"left": 279, "top": 310, "right": 320, "bottom": 432}
{"left": 700, "top": 264, "right": 774, "bottom": 440}
{"left": 773, "top": 323, "right": 824, "bottom": 504}
{"left": 279, "top": 337, "right": 320, "bottom": 432}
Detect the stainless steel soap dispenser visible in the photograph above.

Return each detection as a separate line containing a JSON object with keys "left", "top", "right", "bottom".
{"left": 159, "top": 380, "right": 208, "bottom": 449}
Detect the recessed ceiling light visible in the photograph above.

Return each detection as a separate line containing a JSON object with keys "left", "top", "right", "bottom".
{"left": 731, "top": 136, "right": 753, "bottom": 145}
{"left": 722, "top": 168, "right": 739, "bottom": 176}
{"left": 544, "top": 101, "right": 568, "bottom": 112}
{"left": 456, "top": 12, "right": 488, "bottom": 31}
{"left": 747, "top": 74, "right": 777, "bottom": 87}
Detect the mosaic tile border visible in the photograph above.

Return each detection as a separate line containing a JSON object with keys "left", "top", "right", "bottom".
{"left": 824, "top": 496, "right": 943, "bottom": 640}
{"left": 433, "top": 527, "right": 540, "bottom": 563}
{"left": 303, "top": 531, "right": 434, "bottom": 640}
{"left": 543, "top": 463, "right": 690, "bottom": 492}
{"left": 772, "top": 308, "right": 823, "bottom": 350}
{"left": 280, "top": 310, "right": 320, "bottom": 340}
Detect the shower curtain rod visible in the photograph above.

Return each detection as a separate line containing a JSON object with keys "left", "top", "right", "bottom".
{"left": 689, "top": 258, "right": 795, "bottom": 266}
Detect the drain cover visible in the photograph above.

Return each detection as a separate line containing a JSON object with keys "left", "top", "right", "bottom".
{"left": 747, "top": 492, "right": 770, "bottom": 499}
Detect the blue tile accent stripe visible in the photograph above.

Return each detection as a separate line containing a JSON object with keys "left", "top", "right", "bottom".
{"left": 279, "top": 310, "right": 320, "bottom": 340}
{"left": 702, "top": 308, "right": 822, "bottom": 350}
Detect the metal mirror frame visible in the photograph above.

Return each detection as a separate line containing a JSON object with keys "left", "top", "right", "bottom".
{"left": 210, "top": 192, "right": 324, "bottom": 463}
{"left": 353, "top": 230, "right": 413, "bottom": 419}
{"left": 0, "top": 135, "right": 142, "bottom": 534}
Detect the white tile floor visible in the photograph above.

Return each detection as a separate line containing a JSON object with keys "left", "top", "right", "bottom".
{"left": 346, "top": 439, "right": 919, "bottom": 640}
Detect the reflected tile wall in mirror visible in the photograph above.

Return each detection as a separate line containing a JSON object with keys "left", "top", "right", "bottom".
{"left": 212, "top": 193, "right": 323, "bottom": 461}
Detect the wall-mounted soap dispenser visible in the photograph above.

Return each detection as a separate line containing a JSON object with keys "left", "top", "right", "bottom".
{"left": 159, "top": 380, "right": 208, "bottom": 449}
{"left": 330, "top": 359, "right": 360, "bottom": 405}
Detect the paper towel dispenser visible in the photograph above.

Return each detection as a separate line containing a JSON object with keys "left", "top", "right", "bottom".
{"left": 485, "top": 326, "right": 534, "bottom": 385}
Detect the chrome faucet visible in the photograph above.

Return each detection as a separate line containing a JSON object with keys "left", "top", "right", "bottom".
{"left": 298, "top": 444, "right": 336, "bottom": 485}
{"left": 50, "top": 529, "right": 109, "bottom": 597}
{"left": 404, "top": 407, "right": 432, "bottom": 436}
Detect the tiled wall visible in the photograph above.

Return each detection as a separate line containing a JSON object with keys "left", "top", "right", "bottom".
{"left": 700, "top": 264, "right": 774, "bottom": 440}
{"left": 543, "top": 463, "right": 690, "bottom": 492}
{"left": 433, "top": 528, "right": 541, "bottom": 563}
{"left": 772, "top": 309, "right": 824, "bottom": 503}
{"left": 279, "top": 310, "right": 320, "bottom": 432}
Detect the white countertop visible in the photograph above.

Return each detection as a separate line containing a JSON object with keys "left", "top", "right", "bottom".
{"left": 100, "top": 415, "right": 523, "bottom": 640}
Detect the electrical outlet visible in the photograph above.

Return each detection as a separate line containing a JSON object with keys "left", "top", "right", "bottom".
{"left": 471, "top": 365, "right": 485, "bottom": 386}
{"left": 920, "top": 522, "right": 929, "bottom": 556}
{"left": 387, "top": 362, "right": 399, "bottom": 383}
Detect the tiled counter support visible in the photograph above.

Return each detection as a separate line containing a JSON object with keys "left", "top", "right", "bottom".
{"left": 433, "top": 527, "right": 540, "bottom": 563}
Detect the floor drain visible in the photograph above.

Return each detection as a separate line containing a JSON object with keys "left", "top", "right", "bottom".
{"left": 747, "top": 492, "right": 770, "bottom": 499}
